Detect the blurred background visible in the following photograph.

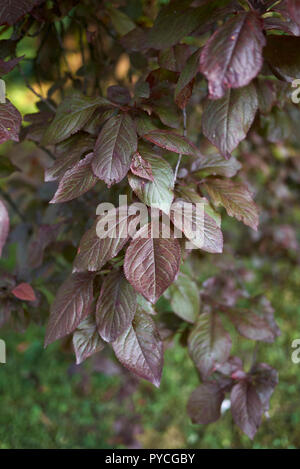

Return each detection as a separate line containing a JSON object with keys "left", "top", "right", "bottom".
{"left": 1, "top": 0, "right": 300, "bottom": 449}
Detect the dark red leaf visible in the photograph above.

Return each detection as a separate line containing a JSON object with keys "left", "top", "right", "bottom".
{"left": 0, "top": 100, "right": 22, "bottom": 144}
{"left": 44, "top": 272, "right": 95, "bottom": 346}
{"left": 200, "top": 12, "right": 265, "bottom": 99}
{"left": 124, "top": 223, "right": 181, "bottom": 304}
{"left": 187, "top": 383, "right": 225, "bottom": 424}
{"left": 0, "top": 199, "right": 9, "bottom": 257}
{"left": 231, "top": 380, "right": 263, "bottom": 439}
{"left": 130, "top": 152, "right": 154, "bottom": 182}
{"left": 73, "top": 315, "right": 105, "bottom": 365}
{"left": 50, "top": 153, "right": 98, "bottom": 203}
{"left": 202, "top": 83, "right": 258, "bottom": 159}
{"left": 0, "top": 0, "right": 44, "bottom": 25}
{"left": 11, "top": 283, "right": 36, "bottom": 302}
{"left": 92, "top": 112, "right": 137, "bottom": 187}
{"left": 96, "top": 270, "right": 137, "bottom": 342}
{"left": 112, "top": 309, "right": 163, "bottom": 387}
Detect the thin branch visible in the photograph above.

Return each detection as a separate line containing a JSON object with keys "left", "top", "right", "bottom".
{"left": 17, "top": 64, "right": 56, "bottom": 113}
{"left": 39, "top": 146, "right": 56, "bottom": 161}
{"left": 79, "top": 25, "right": 87, "bottom": 95}
{"left": 174, "top": 108, "right": 187, "bottom": 184}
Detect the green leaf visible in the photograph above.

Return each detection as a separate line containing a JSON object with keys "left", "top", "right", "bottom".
{"left": 42, "top": 94, "right": 109, "bottom": 145}
{"left": 168, "top": 272, "right": 200, "bottom": 323}
{"left": 128, "top": 150, "right": 174, "bottom": 214}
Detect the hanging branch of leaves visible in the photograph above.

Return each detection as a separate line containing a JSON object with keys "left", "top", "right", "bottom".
{"left": 1, "top": 0, "right": 299, "bottom": 439}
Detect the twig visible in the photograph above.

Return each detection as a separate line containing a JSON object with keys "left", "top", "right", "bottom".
{"left": 174, "top": 108, "right": 187, "bottom": 184}
{"left": 79, "top": 25, "right": 87, "bottom": 95}
{"left": 39, "top": 146, "right": 56, "bottom": 161}
{"left": 17, "top": 64, "right": 56, "bottom": 113}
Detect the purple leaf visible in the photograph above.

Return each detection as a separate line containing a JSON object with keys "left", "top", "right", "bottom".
{"left": 171, "top": 190, "right": 223, "bottom": 254}
{"left": 0, "top": 56, "right": 24, "bottom": 75}
{"left": 231, "top": 380, "right": 263, "bottom": 439}
{"left": 0, "top": 100, "right": 22, "bottom": 144}
{"left": 96, "top": 270, "right": 137, "bottom": 342}
{"left": 92, "top": 112, "right": 137, "bottom": 187}
{"left": 250, "top": 363, "right": 278, "bottom": 412}
{"left": 0, "top": 199, "right": 9, "bottom": 257}
{"left": 50, "top": 153, "right": 98, "bottom": 203}
{"left": 0, "top": 0, "right": 44, "bottom": 25}
{"left": 188, "top": 309, "right": 232, "bottom": 378}
{"left": 202, "top": 83, "right": 258, "bottom": 159}
{"left": 175, "top": 49, "right": 201, "bottom": 109}
{"left": 73, "top": 206, "right": 139, "bottom": 273}
{"left": 204, "top": 178, "right": 259, "bottom": 231}
{"left": 287, "top": 0, "right": 300, "bottom": 26}
{"left": 11, "top": 283, "right": 36, "bottom": 302}
{"left": 187, "top": 383, "right": 225, "bottom": 424}
{"left": 112, "top": 309, "right": 163, "bottom": 387}
{"left": 255, "top": 78, "right": 277, "bottom": 115}
{"left": 200, "top": 12, "right": 265, "bottom": 100}
{"left": 73, "top": 315, "right": 105, "bottom": 364}
{"left": 143, "top": 129, "right": 197, "bottom": 156}
{"left": 44, "top": 272, "right": 95, "bottom": 346}
{"left": 124, "top": 223, "right": 181, "bottom": 304}
{"left": 130, "top": 152, "right": 154, "bottom": 182}
{"left": 45, "top": 133, "right": 95, "bottom": 182}
{"left": 28, "top": 223, "right": 62, "bottom": 269}
{"left": 225, "top": 307, "right": 278, "bottom": 343}
{"left": 191, "top": 153, "right": 241, "bottom": 178}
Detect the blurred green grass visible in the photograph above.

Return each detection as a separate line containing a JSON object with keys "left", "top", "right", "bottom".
{"left": 1, "top": 252, "right": 300, "bottom": 449}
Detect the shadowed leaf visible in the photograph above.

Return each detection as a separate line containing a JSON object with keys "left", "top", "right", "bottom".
{"left": 124, "top": 223, "right": 181, "bottom": 304}
{"left": 92, "top": 112, "right": 137, "bottom": 186}
{"left": 188, "top": 309, "right": 232, "bottom": 378}
{"left": 73, "top": 315, "right": 105, "bottom": 364}
{"left": 112, "top": 310, "right": 163, "bottom": 387}
{"left": 200, "top": 12, "right": 265, "bottom": 99}
{"left": 45, "top": 272, "right": 95, "bottom": 346}
{"left": 202, "top": 83, "right": 258, "bottom": 159}
{"left": 50, "top": 153, "right": 98, "bottom": 203}
{"left": 187, "top": 383, "right": 225, "bottom": 424}
{"left": 231, "top": 380, "right": 263, "bottom": 439}
{"left": 96, "top": 270, "right": 137, "bottom": 342}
